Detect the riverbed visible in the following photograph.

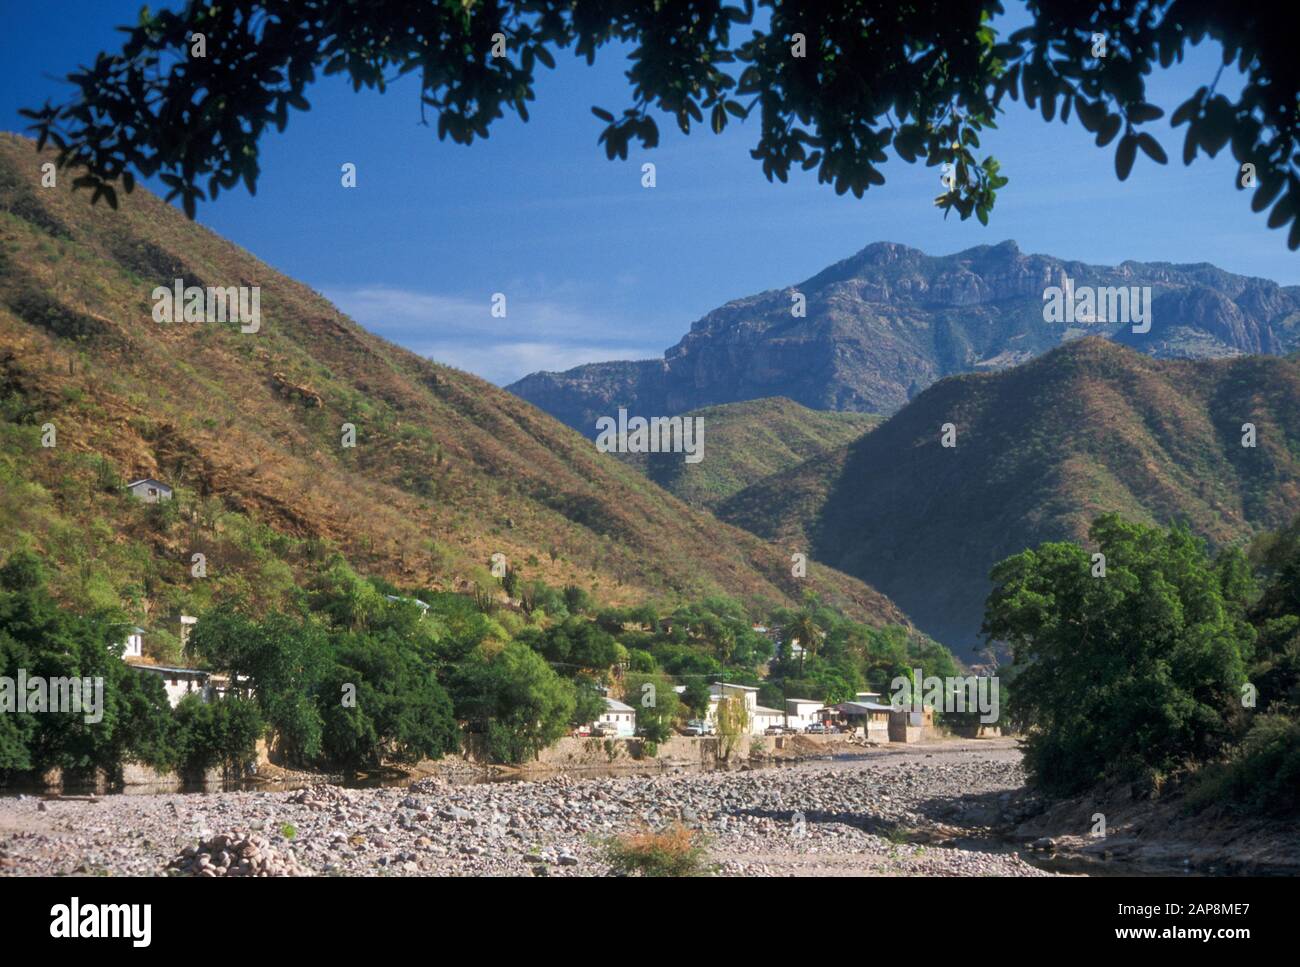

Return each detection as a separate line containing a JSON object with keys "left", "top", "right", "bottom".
{"left": 0, "top": 738, "right": 1066, "bottom": 876}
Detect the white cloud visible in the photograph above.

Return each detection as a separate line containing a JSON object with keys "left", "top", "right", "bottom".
{"left": 322, "top": 285, "right": 663, "bottom": 384}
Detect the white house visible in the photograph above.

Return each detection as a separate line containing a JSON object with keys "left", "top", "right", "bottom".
{"left": 752, "top": 705, "right": 785, "bottom": 733}
{"left": 708, "top": 683, "right": 772, "bottom": 735}
{"left": 119, "top": 626, "right": 146, "bottom": 661}
{"left": 709, "top": 682, "right": 758, "bottom": 709}
{"left": 596, "top": 697, "right": 636, "bottom": 737}
{"left": 385, "top": 594, "right": 431, "bottom": 615}
{"left": 133, "top": 665, "right": 214, "bottom": 708}
{"left": 126, "top": 478, "right": 173, "bottom": 503}
{"left": 785, "top": 698, "right": 823, "bottom": 732}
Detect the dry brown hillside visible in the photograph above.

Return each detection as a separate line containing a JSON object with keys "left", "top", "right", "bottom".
{"left": 0, "top": 132, "right": 905, "bottom": 627}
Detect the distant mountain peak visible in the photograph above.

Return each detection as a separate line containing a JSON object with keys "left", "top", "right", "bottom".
{"left": 509, "top": 240, "right": 1300, "bottom": 433}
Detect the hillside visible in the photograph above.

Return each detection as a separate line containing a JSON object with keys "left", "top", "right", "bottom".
{"left": 717, "top": 338, "right": 1300, "bottom": 651}
{"left": 617, "top": 397, "right": 878, "bottom": 509}
{"left": 508, "top": 240, "right": 1300, "bottom": 430}
{"left": 0, "top": 133, "right": 907, "bottom": 629}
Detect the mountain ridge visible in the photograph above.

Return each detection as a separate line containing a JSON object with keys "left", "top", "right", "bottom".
{"left": 508, "top": 239, "right": 1300, "bottom": 433}
{"left": 716, "top": 336, "right": 1300, "bottom": 651}
{"left": 616, "top": 397, "right": 879, "bottom": 509}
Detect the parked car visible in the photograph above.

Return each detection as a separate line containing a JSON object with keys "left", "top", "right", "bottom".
{"left": 763, "top": 725, "right": 785, "bottom": 736}
{"left": 571, "top": 725, "right": 592, "bottom": 737}
{"left": 681, "top": 719, "right": 714, "bottom": 736}
{"left": 805, "top": 723, "right": 828, "bottom": 734}
{"left": 592, "top": 722, "right": 619, "bottom": 737}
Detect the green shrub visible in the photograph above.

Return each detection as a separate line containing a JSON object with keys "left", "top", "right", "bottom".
{"left": 171, "top": 694, "right": 264, "bottom": 777}
{"left": 1218, "top": 715, "right": 1300, "bottom": 816}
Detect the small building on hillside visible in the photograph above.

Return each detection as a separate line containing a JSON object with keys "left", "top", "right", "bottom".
{"left": 385, "top": 594, "right": 431, "bottom": 615}
{"left": 132, "top": 665, "right": 214, "bottom": 708}
{"left": 785, "top": 698, "right": 823, "bottom": 732}
{"left": 595, "top": 697, "right": 636, "bottom": 737}
{"left": 119, "top": 626, "right": 146, "bottom": 661}
{"left": 126, "top": 478, "right": 173, "bottom": 503}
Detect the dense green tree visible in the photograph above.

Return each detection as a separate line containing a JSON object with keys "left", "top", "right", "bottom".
{"left": 785, "top": 609, "right": 825, "bottom": 674}
{"left": 171, "top": 693, "right": 264, "bottom": 776}
{"left": 625, "top": 648, "right": 657, "bottom": 673}
{"left": 308, "top": 557, "right": 388, "bottom": 632}
{"left": 0, "top": 551, "right": 175, "bottom": 780}
{"left": 450, "top": 641, "right": 576, "bottom": 763}
{"left": 520, "top": 580, "right": 569, "bottom": 621}
{"left": 571, "top": 674, "right": 610, "bottom": 729}
{"left": 680, "top": 680, "right": 712, "bottom": 718}
{"left": 519, "top": 616, "right": 622, "bottom": 672}
{"left": 321, "top": 634, "right": 460, "bottom": 770}
{"left": 189, "top": 607, "right": 332, "bottom": 761}
{"left": 624, "top": 671, "right": 681, "bottom": 742}
{"left": 983, "top": 515, "right": 1253, "bottom": 795}
{"left": 1246, "top": 520, "right": 1300, "bottom": 714}
{"left": 563, "top": 584, "right": 593, "bottom": 615}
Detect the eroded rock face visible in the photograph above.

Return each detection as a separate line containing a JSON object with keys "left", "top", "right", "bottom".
{"left": 508, "top": 240, "right": 1300, "bottom": 431}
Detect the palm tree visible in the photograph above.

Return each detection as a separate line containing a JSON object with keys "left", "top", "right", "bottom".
{"left": 787, "top": 611, "right": 824, "bottom": 675}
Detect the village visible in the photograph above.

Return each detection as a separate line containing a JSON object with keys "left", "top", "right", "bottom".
{"left": 114, "top": 475, "right": 948, "bottom": 767}
{"left": 579, "top": 681, "right": 934, "bottom": 745}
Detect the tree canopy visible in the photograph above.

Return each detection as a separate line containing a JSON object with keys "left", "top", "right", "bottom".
{"left": 20, "top": 1, "right": 1300, "bottom": 246}
{"left": 983, "top": 514, "right": 1254, "bottom": 795}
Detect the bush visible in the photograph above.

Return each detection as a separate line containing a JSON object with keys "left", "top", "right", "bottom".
{"left": 602, "top": 824, "right": 711, "bottom": 877}
{"left": 1214, "top": 715, "right": 1300, "bottom": 816}
{"left": 0, "top": 551, "right": 177, "bottom": 781}
{"left": 321, "top": 636, "right": 460, "bottom": 770}
{"left": 449, "top": 641, "right": 575, "bottom": 764}
{"left": 171, "top": 694, "right": 264, "bottom": 777}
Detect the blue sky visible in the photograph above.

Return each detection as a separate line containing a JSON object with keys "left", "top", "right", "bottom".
{"left": 2, "top": 2, "right": 1293, "bottom": 385}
